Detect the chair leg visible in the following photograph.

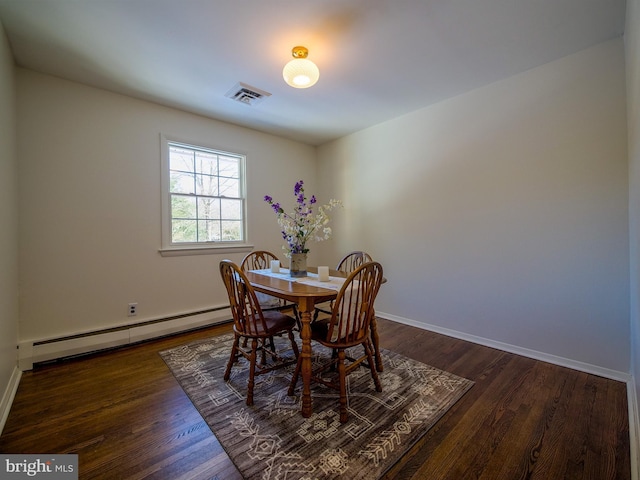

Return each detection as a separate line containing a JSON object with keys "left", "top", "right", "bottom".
{"left": 293, "top": 305, "right": 301, "bottom": 331}
{"left": 365, "top": 340, "right": 382, "bottom": 392}
{"left": 329, "top": 348, "right": 338, "bottom": 371}
{"left": 246, "top": 338, "right": 258, "bottom": 406}
{"left": 224, "top": 335, "right": 240, "bottom": 381}
{"left": 260, "top": 338, "right": 268, "bottom": 365}
{"left": 370, "top": 315, "right": 383, "bottom": 372}
{"left": 287, "top": 329, "right": 299, "bottom": 359}
{"left": 287, "top": 355, "right": 302, "bottom": 396}
{"left": 338, "top": 349, "right": 348, "bottom": 423}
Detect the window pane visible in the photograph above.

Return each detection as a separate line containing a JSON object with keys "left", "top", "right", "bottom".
{"left": 221, "top": 221, "right": 242, "bottom": 241}
{"left": 195, "top": 173, "right": 219, "bottom": 196}
{"left": 198, "top": 197, "right": 220, "bottom": 219}
{"left": 219, "top": 156, "right": 239, "bottom": 178}
{"left": 169, "top": 146, "right": 194, "bottom": 172}
{"left": 219, "top": 177, "right": 239, "bottom": 197}
{"left": 172, "top": 194, "right": 196, "bottom": 218}
{"left": 195, "top": 151, "right": 217, "bottom": 175}
{"left": 198, "top": 220, "right": 221, "bottom": 242}
{"left": 220, "top": 198, "right": 242, "bottom": 219}
{"left": 170, "top": 171, "right": 195, "bottom": 194}
{"left": 172, "top": 219, "right": 197, "bottom": 243}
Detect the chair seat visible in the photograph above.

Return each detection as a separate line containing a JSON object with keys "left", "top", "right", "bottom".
{"left": 238, "top": 310, "right": 297, "bottom": 338}
{"left": 309, "top": 318, "right": 330, "bottom": 340}
{"left": 260, "top": 310, "right": 297, "bottom": 336}
{"left": 311, "top": 317, "right": 366, "bottom": 345}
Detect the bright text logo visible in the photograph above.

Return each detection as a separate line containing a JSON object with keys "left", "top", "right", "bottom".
{"left": 1, "top": 455, "right": 78, "bottom": 479}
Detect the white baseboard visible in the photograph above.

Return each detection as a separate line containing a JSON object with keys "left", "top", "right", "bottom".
{"left": 378, "top": 311, "right": 639, "bottom": 480}
{"left": 18, "top": 306, "right": 232, "bottom": 370}
{"left": 378, "top": 312, "right": 631, "bottom": 381}
{"left": 0, "top": 366, "right": 22, "bottom": 436}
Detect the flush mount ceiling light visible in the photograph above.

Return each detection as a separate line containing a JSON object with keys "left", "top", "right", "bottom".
{"left": 282, "top": 46, "right": 319, "bottom": 89}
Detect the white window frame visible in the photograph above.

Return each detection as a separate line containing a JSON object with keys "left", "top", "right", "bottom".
{"left": 159, "top": 134, "right": 253, "bottom": 257}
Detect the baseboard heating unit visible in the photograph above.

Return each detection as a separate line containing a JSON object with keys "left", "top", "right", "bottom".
{"left": 18, "top": 306, "right": 231, "bottom": 370}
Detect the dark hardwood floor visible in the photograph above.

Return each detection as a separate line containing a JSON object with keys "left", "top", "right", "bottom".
{"left": 0, "top": 318, "right": 631, "bottom": 479}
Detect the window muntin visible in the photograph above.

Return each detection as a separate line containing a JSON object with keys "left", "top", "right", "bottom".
{"left": 167, "top": 142, "right": 245, "bottom": 245}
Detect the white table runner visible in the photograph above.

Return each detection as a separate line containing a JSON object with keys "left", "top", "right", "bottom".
{"left": 250, "top": 268, "right": 347, "bottom": 291}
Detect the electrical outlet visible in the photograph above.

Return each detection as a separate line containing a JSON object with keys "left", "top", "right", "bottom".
{"left": 128, "top": 303, "right": 138, "bottom": 316}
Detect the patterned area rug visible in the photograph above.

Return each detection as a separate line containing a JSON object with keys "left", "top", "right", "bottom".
{"left": 160, "top": 333, "right": 473, "bottom": 480}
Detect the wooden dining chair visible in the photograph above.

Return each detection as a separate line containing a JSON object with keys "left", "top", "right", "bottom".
{"left": 313, "top": 251, "right": 373, "bottom": 321}
{"left": 220, "top": 260, "right": 299, "bottom": 406}
{"left": 336, "top": 251, "right": 373, "bottom": 273}
{"left": 241, "top": 250, "right": 299, "bottom": 326}
{"left": 288, "top": 261, "right": 384, "bottom": 423}
{"left": 241, "top": 249, "right": 280, "bottom": 272}
{"left": 335, "top": 251, "right": 386, "bottom": 372}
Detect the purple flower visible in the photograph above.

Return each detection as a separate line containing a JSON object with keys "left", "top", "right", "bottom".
{"left": 264, "top": 179, "right": 340, "bottom": 256}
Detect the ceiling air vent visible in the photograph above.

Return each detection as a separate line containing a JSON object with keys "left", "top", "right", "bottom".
{"left": 225, "top": 82, "right": 271, "bottom": 106}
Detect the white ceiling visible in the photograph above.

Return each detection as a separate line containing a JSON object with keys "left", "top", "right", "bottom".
{"left": 0, "top": 0, "right": 627, "bottom": 146}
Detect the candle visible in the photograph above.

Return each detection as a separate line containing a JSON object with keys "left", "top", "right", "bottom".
{"left": 318, "top": 266, "right": 330, "bottom": 281}
{"left": 270, "top": 260, "right": 280, "bottom": 273}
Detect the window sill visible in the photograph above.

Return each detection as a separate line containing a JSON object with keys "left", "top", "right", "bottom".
{"left": 159, "top": 244, "right": 254, "bottom": 257}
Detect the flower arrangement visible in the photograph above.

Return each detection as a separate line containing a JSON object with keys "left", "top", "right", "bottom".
{"left": 264, "top": 180, "right": 341, "bottom": 258}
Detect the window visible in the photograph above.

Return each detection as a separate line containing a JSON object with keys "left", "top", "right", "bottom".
{"left": 161, "top": 137, "right": 249, "bottom": 255}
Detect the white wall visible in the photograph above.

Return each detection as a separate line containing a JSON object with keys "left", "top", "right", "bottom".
{"left": 318, "top": 39, "right": 630, "bottom": 373}
{"left": 17, "top": 69, "right": 317, "bottom": 342}
{"left": 0, "top": 20, "right": 19, "bottom": 428}
{"left": 626, "top": 0, "right": 640, "bottom": 459}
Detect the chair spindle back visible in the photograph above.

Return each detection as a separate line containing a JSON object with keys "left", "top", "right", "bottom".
{"left": 219, "top": 260, "right": 268, "bottom": 337}
{"left": 336, "top": 251, "right": 374, "bottom": 274}
{"left": 241, "top": 250, "right": 280, "bottom": 272}
{"left": 325, "top": 262, "right": 383, "bottom": 345}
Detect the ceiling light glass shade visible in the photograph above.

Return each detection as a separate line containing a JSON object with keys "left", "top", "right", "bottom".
{"left": 283, "top": 46, "right": 319, "bottom": 88}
